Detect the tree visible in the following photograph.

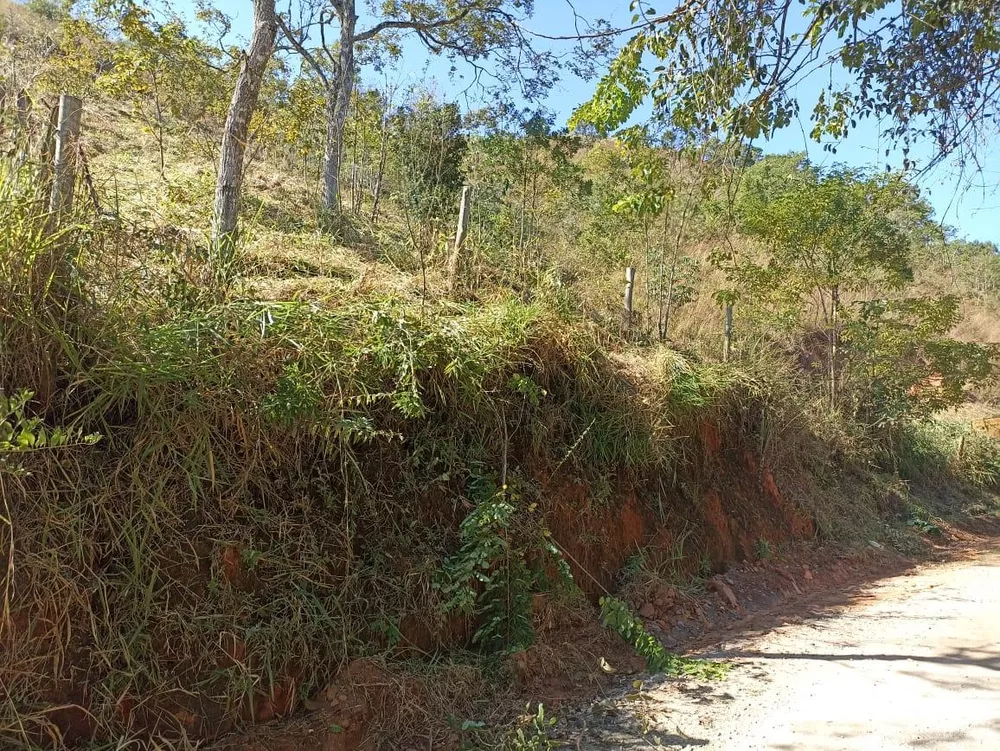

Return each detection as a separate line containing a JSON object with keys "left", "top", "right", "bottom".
{"left": 269, "top": 70, "right": 327, "bottom": 176}
{"left": 94, "top": 1, "right": 226, "bottom": 177}
{"left": 726, "top": 155, "right": 916, "bottom": 405}
{"left": 578, "top": 127, "right": 714, "bottom": 341}
{"left": 25, "top": 0, "right": 71, "bottom": 22}
{"left": 276, "top": 0, "right": 558, "bottom": 216}
{"left": 845, "top": 296, "right": 995, "bottom": 426}
{"left": 389, "top": 91, "right": 467, "bottom": 254}
{"left": 461, "top": 109, "right": 588, "bottom": 293}
{"left": 212, "top": 0, "right": 278, "bottom": 260}
{"left": 573, "top": 0, "right": 1000, "bottom": 175}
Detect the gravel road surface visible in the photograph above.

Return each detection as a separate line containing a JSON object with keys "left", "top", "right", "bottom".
{"left": 578, "top": 550, "right": 1000, "bottom": 750}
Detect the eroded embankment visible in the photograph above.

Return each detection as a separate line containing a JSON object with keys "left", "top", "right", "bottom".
{"left": 2, "top": 299, "right": 837, "bottom": 748}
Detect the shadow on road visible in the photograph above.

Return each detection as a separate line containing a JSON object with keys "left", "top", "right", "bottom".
{"left": 701, "top": 646, "right": 1000, "bottom": 672}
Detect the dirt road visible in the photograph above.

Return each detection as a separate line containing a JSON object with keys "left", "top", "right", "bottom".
{"left": 576, "top": 550, "right": 1000, "bottom": 749}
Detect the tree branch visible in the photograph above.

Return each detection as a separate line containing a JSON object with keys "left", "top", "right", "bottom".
{"left": 355, "top": 6, "right": 474, "bottom": 43}
{"left": 319, "top": 8, "right": 339, "bottom": 74}
{"left": 519, "top": 2, "right": 701, "bottom": 41}
{"left": 276, "top": 13, "right": 329, "bottom": 88}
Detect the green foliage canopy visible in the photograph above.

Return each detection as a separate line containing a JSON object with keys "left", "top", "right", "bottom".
{"left": 573, "top": 0, "right": 1000, "bottom": 172}
{"left": 720, "top": 155, "right": 916, "bottom": 326}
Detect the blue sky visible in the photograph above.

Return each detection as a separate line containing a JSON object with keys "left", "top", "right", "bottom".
{"left": 192, "top": 0, "right": 999, "bottom": 244}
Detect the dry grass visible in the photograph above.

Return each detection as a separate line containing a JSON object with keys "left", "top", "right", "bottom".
{"left": 953, "top": 300, "right": 1000, "bottom": 344}
{"left": 0, "top": 202, "right": 852, "bottom": 747}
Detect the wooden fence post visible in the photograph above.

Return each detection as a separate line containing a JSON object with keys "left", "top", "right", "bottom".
{"left": 723, "top": 302, "right": 733, "bottom": 363}
{"left": 623, "top": 266, "right": 635, "bottom": 335}
{"left": 48, "top": 94, "right": 83, "bottom": 221}
{"left": 447, "top": 185, "right": 472, "bottom": 294}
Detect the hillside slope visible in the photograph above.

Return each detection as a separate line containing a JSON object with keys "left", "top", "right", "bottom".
{"left": 2, "top": 2, "right": 1000, "bottom": 748}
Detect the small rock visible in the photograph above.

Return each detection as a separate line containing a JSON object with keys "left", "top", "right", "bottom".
{"left": 639, "top": 602, "right": 657, "bottom": 619}
{"left": 654, "top": 584, "right": 678, "bottom": 609}
{"left": 803, "top": 567, "right": 814, "bottom": 581}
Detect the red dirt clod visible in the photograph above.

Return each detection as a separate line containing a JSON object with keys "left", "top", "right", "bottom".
{"left": 708, "top": 577, "right": 740, "bottom": 610}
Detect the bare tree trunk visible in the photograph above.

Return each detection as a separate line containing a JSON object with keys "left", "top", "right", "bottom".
{"left": 320, "top": 1, "right": 357, "bottom": 213}
{"left": 350, "top": 121, "right": 360, "bottom": 214}
{"left": 656, "top": 210, "right": 670, "bottom": 340}
{"left": 662, "top": 196, "right": 694, "bottom": 341}
{"left": 623, "top": 266, "right": 635, "bottom": 337}
{"left": 641, "top": 220, "right": 652, "bottom": 331}
{"left": 14, "top": 89, "right": 31, "bottom": 164}
{"left": 152, "top": 87, "right": 166, "bottom": 179}
{"left": 15, "top": 89, "right": 30, "bottom": 131}
{"left": 517, "top": 148, "right": 528, "bottom": 268}
{"left": 212, "top": 0, "right": 277, "bottom": 255}
{"left": 662, "top": 247, "right": 679, "bottom": 340}
{"left": 32, "top": 94, "right": 84, "bottom": 409}
{"left": 723, "top": 302, "right": 733, "bottom": 363}
{"left": 370, "top": 114, "right": 389, "bottom": 224}
{"left": 38, "top": 103, "right": 58, "bottom": 199}
{"left": 528, "top": 168, "right": 539, "bottom": 268}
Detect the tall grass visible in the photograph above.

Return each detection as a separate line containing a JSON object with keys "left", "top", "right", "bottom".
{"left": 899, "top": 420, "right": 1000, "bottom": 493}
{"left": 2, "top": 152, "right": 998, "bottom": 748}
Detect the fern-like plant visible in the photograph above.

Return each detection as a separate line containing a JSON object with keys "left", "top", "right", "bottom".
{"left": 599, "top": 596, "right": 727, "bottom": 679}
{"left": 435, "top": 476, "right": 573, "bottom": 654}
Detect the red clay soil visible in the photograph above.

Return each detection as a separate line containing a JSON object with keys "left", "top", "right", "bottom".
{"left": 217, "top": 418, "right": 948, "bottom": 751}
{"left": 540, "top": 419, "right": 815, "bottom": 604}
{"left": 217, "top": 524, "right": 1000, "bottom": 751}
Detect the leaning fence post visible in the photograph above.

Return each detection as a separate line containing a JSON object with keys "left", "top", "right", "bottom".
{"left": 48, "top": 93, "right": 83, "bottom": 223}
{"left": 447, "top": 185, "right": 472, "bottom": 295}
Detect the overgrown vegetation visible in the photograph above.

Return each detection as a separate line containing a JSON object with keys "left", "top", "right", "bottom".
{"left": 2, "top": 0, "right": 1000, "bottom": 748}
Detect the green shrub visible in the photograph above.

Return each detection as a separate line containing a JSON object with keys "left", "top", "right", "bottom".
{"left": 899, "top": 420, "right": 1000, "bottom": 492}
